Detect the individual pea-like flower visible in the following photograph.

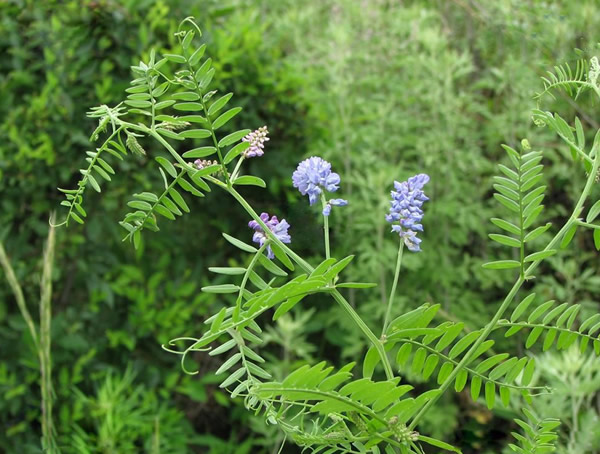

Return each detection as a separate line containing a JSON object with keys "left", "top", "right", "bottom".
{"left": 322, "top": 199, "right": 348, "bottom": 216}
{"left": 385, "top": 173, "right": 430, "bottom": 252}
{"left": 248, "top": 212, "right": 291, "bottom": 259}
{"left": 242, "top": 126, "right": 269, "bottom": 158}
{"left": 292, "top": 156, "right": 348, "bottom": 216}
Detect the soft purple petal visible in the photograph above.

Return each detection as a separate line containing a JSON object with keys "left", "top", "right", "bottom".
{"left": 329, "top": 198, "right": 348, "bottom": 206}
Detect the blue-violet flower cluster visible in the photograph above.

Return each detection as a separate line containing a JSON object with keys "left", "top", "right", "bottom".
{"left": 386, "top": 173, "right": 430, "bottom": 252}
{"left": 292, "top": 156, "right": 348, "bottom": 216}
{"left": 248, "top": 212, "right": 291, "bottom": 259}
{"left": 243, "top": 126, "right": 269, "bottom": 158}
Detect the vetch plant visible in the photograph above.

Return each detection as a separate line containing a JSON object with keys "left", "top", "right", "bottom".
{"left": 56, "top": 17, "right": 600, "bottom": 454}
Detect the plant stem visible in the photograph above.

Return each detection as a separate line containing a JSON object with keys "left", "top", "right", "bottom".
{"left": 235, "top": 243, "right": 268, "bottom": 311}
{"left": 320, "top": 194, "right": 330, "bottom": 260}
{"left": 382, "top": 239, "right": 404, "bottom": 336}
{"left": 152, "top": 416, "right": 160, "bottom": 454}
{"left": 409, "top": 147, "right": 600, "bottom": 430}
{"left": 40, "top": 219, "right": 57, "bottom": 453}
{"left": 577, "top": 220, "right": 600, "bottom": 229}
{"left": 0, "top": 243, "right": 39, "bottom": 350}
{"left": 231, "top": 156, "right": 245, "bottom": 181}
{"left": 329, "top": 291, "right": 394, "bottom": 379}
{"left": 518, "top": 153, "right": 525, "bottom": 279}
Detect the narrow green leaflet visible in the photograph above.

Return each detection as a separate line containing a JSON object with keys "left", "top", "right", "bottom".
{"left": 180, "top": 129, "right": 212, "bottom": 139}
{"left": 224, "top": 142, "right": 250, "bottom": 164}
{"left": 202, "top": 284, "right": 240, "bottom": 294}
{"left": 223, "top": 233, "right": 257, "bottom": 253}
{"left": 233, "top": 176, "right": 267, "bottom": 188}
{"left": 523, "top": 250, "right": 556, "bottom": 262}
{"left": 183, "top": 146, "right": 217, "bottom": 158}
{"left": 482, "top": 260, "right": 520, "bottom": 270}
{"left": 218, "top": 129, "right": 250, "bottom": 148}
{"left": 212, "top": 107, "right": 242, "bottom": 130}
{"left": 155, "top": 157, "right": 177, "bottom": 178}
{"left": 208, "top": 93, "right": 233, "bottom": 116}
{"left": 418, "top": 435, "right": 461, "bottom": 453}
{"left": 172, "top": 92, "right": 200, "bottom": 101}
{"left": 587, "top": 200, "right": 600, "bottom": 223}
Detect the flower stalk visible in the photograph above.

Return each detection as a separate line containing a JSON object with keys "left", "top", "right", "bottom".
{"left": 320, "top": 193, "right": 331, "bottom": 260}
{"left": 382, "top": 239, "right": 404, "bottom": 336}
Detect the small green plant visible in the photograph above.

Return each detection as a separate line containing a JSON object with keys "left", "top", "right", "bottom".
{"left": 68, "top": 367, "right": 195, "bottom": 454}
{"left": 508, "top": 408, "right": 560, "bottom": 454}
{"left": 519, "top": 346, "right": 600, "bottom": 453}
{"left": 55, "top": 17, "right": 600, "bottom": 454}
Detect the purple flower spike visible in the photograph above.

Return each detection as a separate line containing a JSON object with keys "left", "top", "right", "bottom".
{"left": 292, "top": 157, "right": 348, "bottom": 215}
{"left": 386, "top": 173, "right": 430, "bottom": 252}
{"left": 248, "top": 212, "right": 291, "bottom": 259}
{"left": 242, "top": 126, "right": 269, "bottom": 158}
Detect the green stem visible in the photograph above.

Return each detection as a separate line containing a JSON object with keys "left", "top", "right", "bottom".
{"left": 201, "top": 101, "right": 231, "bottom": 186}
{"left": 40, "top": 220, "right": 56, "bottom": 453}
{"left": 213, "top": 178, "right": 310, "bottom": 269}
{"left": 0, "top": 243, "right": 39, "bottom": 350}
{"left": 235, "top": 243, "right": 268, "bottom": 312}
{"left": 518, "top": 154, "right": 525, "bottom": 279}
{"left": 330, "top": 291, "right": 394, "bottom": 380}
{"left": 146, "top": 71, "right": 156, "bottom": 130}
{"left": 231, "top": 156, "right": 245, "bottom": 181}
{"left": 382, "top": 239, "right": 404, "bottom": 336}
{"left": 230, "top": 328, "right": 256, "bottom": 383}
{"left": 256, "top": 387, "right": 387, "bottom": 425}
{"left": 409, "top": 147, "right": 600, "bottom": 430}
{"left": 320, "top": 194, "right": 330, "bottom": 260}
{"left": 495, "top": 321, "right": 600, "bottom": 344}
{"left": 577, "top": 220, "right": 600, "bottom": 230}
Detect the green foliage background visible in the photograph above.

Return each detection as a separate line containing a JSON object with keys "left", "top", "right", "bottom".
{"left": 1, "top": 0, "right": 599, "bottom": 452}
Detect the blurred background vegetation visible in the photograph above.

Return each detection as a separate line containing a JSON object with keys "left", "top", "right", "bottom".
{"left": 1, "top": 0, "right": 600, "bottom": 452}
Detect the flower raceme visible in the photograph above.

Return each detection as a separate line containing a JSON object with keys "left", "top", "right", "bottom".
{"left": 292, "top": 156, "right": 348, "bottom": 216}
{"left": 242, "top": 126, "right": 269, "bottom": 158}
{"left": 386, "top": 173, "right": 430, "bottom": 252}
{"left": 248, "top": 212, "right": 291, "bottom": 259}
{"left": 193, "top": 159, "right": 218, "bottom": 170}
